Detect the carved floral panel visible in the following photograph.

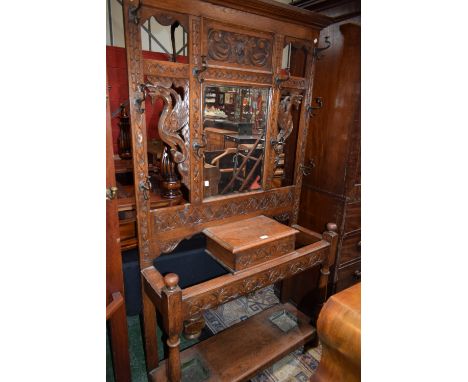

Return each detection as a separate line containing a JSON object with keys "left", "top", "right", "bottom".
{"left": 207, "top": 28, "right": 273, "bottom": 71}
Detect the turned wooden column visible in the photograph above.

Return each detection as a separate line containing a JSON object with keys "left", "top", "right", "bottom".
{"left": 161, "top": 273, "right": 183, "bottom": 382}
{"left": 160, "top": 145, "right": 182, "bottom": 200}
{"left": 183, "top": 313, "right": 206, "bottom": 340}
{"left": 314, "top": 223, "right": 339, "bottom": 323}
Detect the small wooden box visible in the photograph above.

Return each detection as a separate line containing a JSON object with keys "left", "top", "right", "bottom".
{"left": 203, "top": 215, "right": 298, "bottom": 272}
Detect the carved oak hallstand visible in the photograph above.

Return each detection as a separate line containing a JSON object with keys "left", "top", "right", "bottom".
{"left": 122, "top": 0, "right": 335, "bottom": 380}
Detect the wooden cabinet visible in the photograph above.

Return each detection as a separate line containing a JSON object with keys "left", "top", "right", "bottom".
{"left": 282, "top": 0, "right": 361, "bottom": 306}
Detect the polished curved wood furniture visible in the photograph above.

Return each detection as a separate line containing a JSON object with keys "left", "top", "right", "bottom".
{"left": 311, "top": 283, "right": 361, "bottom": 382}
{"left": 121, "top": 0, "right": 334, "bottom": 380}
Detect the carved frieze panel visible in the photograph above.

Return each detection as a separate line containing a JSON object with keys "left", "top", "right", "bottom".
{"left": 281, "top": 76, "right": 308, "bottom": 90}
{"left": 182, "top": 246, "right": 328, "bottom": 319}
{"left": 200, "top": 67, "right": 272, "bottom": 85}
{"left": 236, "top": 236, "right": 295, "bottom": 269}
{"left": 205, "top": 25, "right": 273, "bottom": 71}
{"left": 151, "top": 187, "right": 294, "bottom": 234}
{"left": 144, "top": 60, "right": 189, "bottom": 78}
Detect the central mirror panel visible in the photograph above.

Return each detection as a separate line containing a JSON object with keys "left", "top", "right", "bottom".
{"left": 202, "top": 84, "right": 271, "bottom": 198}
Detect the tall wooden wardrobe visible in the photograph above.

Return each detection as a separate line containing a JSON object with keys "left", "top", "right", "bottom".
{"left": 282, "top": 0, "right": 361, "bottom": 310}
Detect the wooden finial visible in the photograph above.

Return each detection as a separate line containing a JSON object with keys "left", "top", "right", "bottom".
{"left": 326, "top": 222, "right": 338, "bottom": 232}
{"left": 164, "top": 273, "right": 179, "bottom": 290}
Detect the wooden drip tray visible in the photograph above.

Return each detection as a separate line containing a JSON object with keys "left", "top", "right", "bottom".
{"left": 203, "top": 215, "right": 299, "bottom": 272}
{"left": 149, "top": 303, "right": 315, "bottom": 382}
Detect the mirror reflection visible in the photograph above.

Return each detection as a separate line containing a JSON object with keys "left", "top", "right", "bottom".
{"left": 202, "top": 85, "right": 270, "bottom": 198}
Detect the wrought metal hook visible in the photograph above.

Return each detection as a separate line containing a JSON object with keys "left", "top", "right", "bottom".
{"left": 193, "top": 133, "right": 207, "bottom": 158}
{"left": 193, "top": 55, "right": 207, "bottom": 83}
{"left": 313, "top": 36, "right": 331, "bottom": 60}
{"left": 274, "top": 68, "right": 290, "bottom": 89}
{"left": 307, "top": 97, "right": 323, "bottom": 117}
{"left": 134, "top": 83, "right": 147, "bottom": 114}
{"left": 129, "top": 0, "right": 143, "bottom": 25}
{"left": 299, "top": 159, "right": 316, "bottom": 176}
{"left": 139, "top": 176, "right": 152, "bottom": 200}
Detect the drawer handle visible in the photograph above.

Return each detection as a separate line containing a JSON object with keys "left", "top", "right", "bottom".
{"left": 353, "top": 270, "right": 361, "bottom": 279}
{"left": 357, "top": 241, "right": 361, "bottom": 250}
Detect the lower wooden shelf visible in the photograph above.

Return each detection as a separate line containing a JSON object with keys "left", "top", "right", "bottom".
{"left": 149, "top": 302, "right": 315, "bottom": 382}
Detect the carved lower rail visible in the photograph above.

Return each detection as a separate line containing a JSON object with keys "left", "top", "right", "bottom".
{"left": 141, "top": 223, "right": 338, "bottom": 382}
{"left": 141, "top": 237, "right": 330, "bottom": 321}
{"left": 181, "top": 241, "right": 329, "bottom": 320}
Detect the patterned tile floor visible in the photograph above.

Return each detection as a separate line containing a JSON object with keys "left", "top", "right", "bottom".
{"left": 107, "top": 286, "right": 321, "bottom": 381}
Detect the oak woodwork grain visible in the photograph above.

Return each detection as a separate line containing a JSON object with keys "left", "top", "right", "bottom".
{"left": 149, "top": 303, "right": 316, "bottom": 382}
{"left": 203, "top": 215, "right": 298, "bottom": 271}
{"left": 122, "top": 1, "right": 333, "bottom": 378}
{"left": 206, "top": 26, "right": 273, "bottom": 71}
{"left": 286, "top": 4, "right": 361, "bottom": 307}
{"left": 138, "top": 0, "right": 332, "bottom": 40}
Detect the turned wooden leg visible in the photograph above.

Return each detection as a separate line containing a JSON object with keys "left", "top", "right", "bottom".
{"left": 183, "top": 313, "right": 206, "bottom": 339}
{"left": 162, "top": 273, "right": 183, "bottom": 382}
{"left": 142, "top": 284, "right": 159, "bottom": 372}
{"left": 313, "top": 223, "right": 339, "bottom": 324}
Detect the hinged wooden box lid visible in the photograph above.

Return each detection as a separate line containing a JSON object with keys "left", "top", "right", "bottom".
{"left": 203, "top": 215, "right": 299, "bottom": 272}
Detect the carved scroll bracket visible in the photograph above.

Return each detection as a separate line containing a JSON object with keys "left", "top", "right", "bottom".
{"left": 134, "top": 80, "right": 189, "bottom": 184}
{"left": 271, "top": 94, "right": 303, "bottom": 155}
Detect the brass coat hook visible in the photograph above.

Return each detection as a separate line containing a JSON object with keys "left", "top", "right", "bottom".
{"left": 299, "top": 159, "right": 316, "bottom": 176}
{"left": 307, "top": 97, "right": 323, "bottom": 117}
{"left": 193, "top": 133, "right": 207, "bottom": 158}
{"left": 139, "top": 176, "right": 152, "bottom": 200}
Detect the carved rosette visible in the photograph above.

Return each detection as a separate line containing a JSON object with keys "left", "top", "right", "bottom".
{"left": 207, "top": 29, "right": 272, "bottom": 70}
{"left": 183, "top": 247, "right": 327, "bottom": 319}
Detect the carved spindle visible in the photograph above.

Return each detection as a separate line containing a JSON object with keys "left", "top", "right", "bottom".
{"left": 162, "top": 273, "right": 182, "bottom": 382}
{"left": 160, "top": 145, "right": 182, "bottom": 200}
{"left": 313, "top": 222, "right": 339, "bottom": 324}
{"left": 183, "top": 313, "right": 206, "bottom": 340}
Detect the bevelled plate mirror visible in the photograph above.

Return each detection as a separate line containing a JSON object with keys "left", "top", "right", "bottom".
{"left": 202, "top": 84, "right": 271, "bottom": 198}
